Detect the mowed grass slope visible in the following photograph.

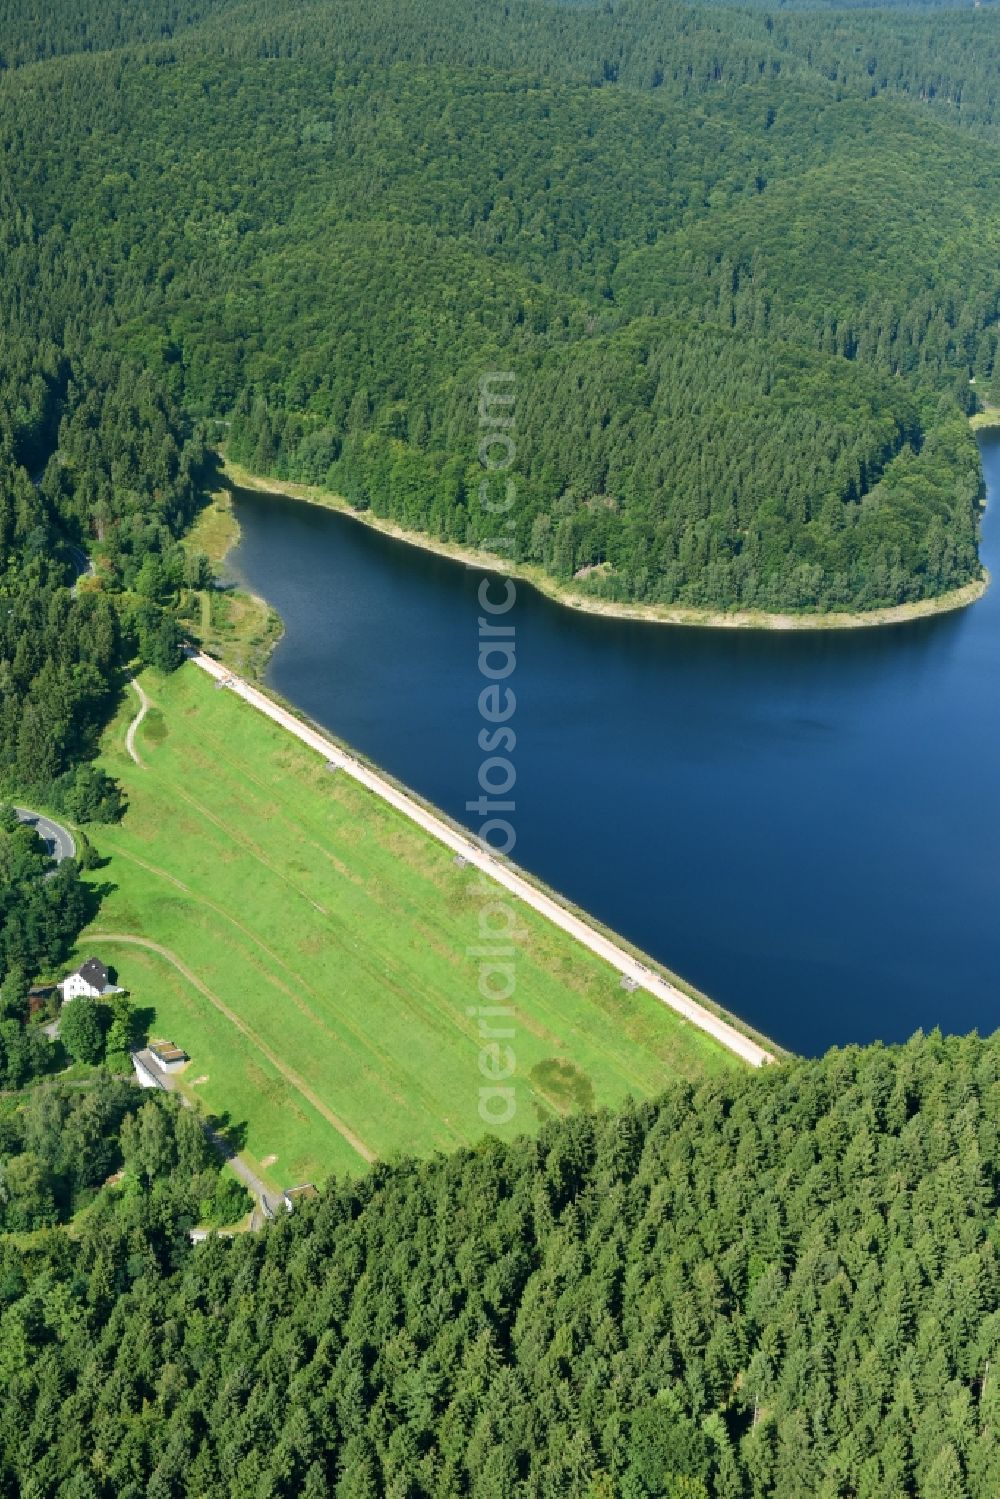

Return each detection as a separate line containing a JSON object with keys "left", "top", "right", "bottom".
{"left": 81, "top": 666, "right": 736, "bottom": 1189}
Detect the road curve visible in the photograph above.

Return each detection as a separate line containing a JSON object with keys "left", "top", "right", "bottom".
{"left": 68, "top": 544, "right": 96, "bottom": 596}
{"left": 187, "top": 652, "right": 776, "bottom": 1067}
{"left": 126, "top": 675, "right": 151, "bottom": 766}
{"left": 14, "top": 807, "right": 76, "bottom": 863}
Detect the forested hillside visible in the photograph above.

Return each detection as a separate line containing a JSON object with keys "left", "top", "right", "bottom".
{"left": 0, "top": 0, "right": 239, "bottom": 68}
{"left": 0, "top": 314, "right": 200, "bottom": 805}
{"left": 2, "top": 1030, "right": 998, "bottom": 1497}
{"left": 0, "top": 0, "right": 998, "bottom": 611}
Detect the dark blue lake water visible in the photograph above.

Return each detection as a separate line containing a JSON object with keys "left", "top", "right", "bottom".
{"left": 229, "top": 435, "right": 1000, "bottom": 1055}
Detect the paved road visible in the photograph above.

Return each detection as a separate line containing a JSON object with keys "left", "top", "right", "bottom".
{"left": 68, "top": 544, "right": 95, "bottom": 588}
{"left": 126, "top": 675, "right": 151, "bottom": 765}
{"left": 14, "top": 807, "right": 76, "bottom": 863}
{"left": 133, "top": 1046, "right": 283, "bottom": 1214}
{"left": 188, "top": 651, "right": 776, "bottom": 1067}
{"left": 133, "top": 1046, "right": 283, "bottom": 1215}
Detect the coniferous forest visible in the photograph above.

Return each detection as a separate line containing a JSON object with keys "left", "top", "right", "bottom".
{"left": 4, "top": 1032, "right": 1000, "bottom": 1497}
{"left": 3, "top": 1, "right": 1000, "bottom": 1494}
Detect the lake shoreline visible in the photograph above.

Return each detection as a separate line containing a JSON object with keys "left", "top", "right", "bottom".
{"left": 181, "top": 484, "right": 285, "bottom": 677}
{"left": 188, "top": 648, "right": 781, "bottom": 1068}
{"left": 208, "top": 464, "right": 784, "bottom": 1060}
{"left": 183, "top": 481, "right": 784, "bottom": 1063}
{"left": 219, "top": 453, "right": 990, "bottom": 633}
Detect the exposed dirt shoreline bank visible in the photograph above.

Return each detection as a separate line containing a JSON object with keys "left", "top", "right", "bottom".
{"left": 219, "top": 454, "right": 989, "bottom": 632}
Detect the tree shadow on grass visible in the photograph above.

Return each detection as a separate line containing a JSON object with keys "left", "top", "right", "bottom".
{"left": 82, "top": 848, "right": 115, "bottom": 872}
{"left": 204, "top": 1111, "right": 249, "bottom": 1157}
{"left": 80, "top": 879, "right": 117, "bottom": 926}
{"left": 131, "top": 1005, "right": 157, "bottom": 1047}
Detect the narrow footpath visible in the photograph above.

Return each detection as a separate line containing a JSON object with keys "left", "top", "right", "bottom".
{"left": 125, "top": 676, "right": 150, "bottom": 766}
{"left": 89, "top": 930, "right": 377, "bottom": 1164}
{"left": 187, "top": 651, "right": 776, "bottom": 1067}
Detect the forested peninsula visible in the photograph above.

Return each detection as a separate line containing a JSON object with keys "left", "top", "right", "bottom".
{"left": 222, "top": 456, "right": 990, "bottom": 631}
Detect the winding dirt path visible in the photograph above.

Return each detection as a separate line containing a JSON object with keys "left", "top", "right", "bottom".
{"left": 90, "top": 931, "right": 376, "bottom": 1163}
{"left": 125, "top": 676, "right": 151, "bottom": 766}
{"left": 188, "top": 652, "right": 776, "bottom": 1067}
{"left": 107, "top": 844, "right": 464, "bottom": 1143}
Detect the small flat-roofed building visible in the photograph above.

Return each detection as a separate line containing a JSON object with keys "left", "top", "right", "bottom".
{"left": 132, "top": 1051, "right": 165, "bottom": 1089}
{"left": 148, "top": 1040, "right": 188, "bottom": 1072}
{"left": 132, "top": 1042, "right": 188, "bottom": 1088}
{"left": 283, "top": 1184, "right": 319, "bottom": 1213}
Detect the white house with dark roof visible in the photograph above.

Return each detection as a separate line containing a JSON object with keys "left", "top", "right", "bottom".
{"left": 59, "top": 957, "right": 122, "bottom": 1002}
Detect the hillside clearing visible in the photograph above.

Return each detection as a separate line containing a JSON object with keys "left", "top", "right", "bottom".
{"left": 76, "top": 666, "right": 737, "bottom": 1190}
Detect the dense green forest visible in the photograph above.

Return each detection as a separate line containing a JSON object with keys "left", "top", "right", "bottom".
{"left": 0, "top": 808, "right": 89, "bottom": 1092}
{"left": 0, "top": 1030, "right": 997, "bottom": 1496}
{"left": 0, "top": 810, "right": 86, "bottom": 988}
{"left": 0, "top": 250, "right": 199, "bottom": 810}
{"left": 0, "top": 0, "right": 998, "bottom": 611}
{"left": 0, "top": 1074, "right": 250, "bottom": 1235}
{"left": 3, "top": 5, "right": 1000, "bottom": 1492}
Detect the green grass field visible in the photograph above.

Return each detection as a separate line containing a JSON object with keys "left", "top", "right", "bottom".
{"left": 77, "top": 665, "right": 737, "bottom": 1190}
